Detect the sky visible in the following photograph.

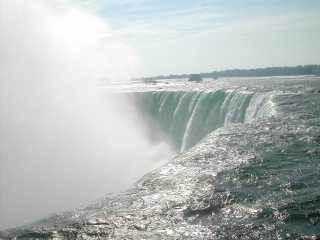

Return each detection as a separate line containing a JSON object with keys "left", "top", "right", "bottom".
{"left": 48, "top": 0, "right": 320, "bottom": 77}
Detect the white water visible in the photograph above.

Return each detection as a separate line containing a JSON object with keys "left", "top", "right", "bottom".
{"left": 181, "top": 93, "right": 204, "bottom": 152}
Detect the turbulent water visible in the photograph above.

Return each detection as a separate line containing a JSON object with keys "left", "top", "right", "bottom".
{"left": 1, "top": 76, "right": 320, "bottom": 239}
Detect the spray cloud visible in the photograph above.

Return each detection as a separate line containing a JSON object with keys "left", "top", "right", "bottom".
{"left": 0, "top": 0, "right": 173, "bottom": 229}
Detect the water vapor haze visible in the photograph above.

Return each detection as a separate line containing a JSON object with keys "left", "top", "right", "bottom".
{"left": 0, "top": 0, "right": 173, "bottom": 229}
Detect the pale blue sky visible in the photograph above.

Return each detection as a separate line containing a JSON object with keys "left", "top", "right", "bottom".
{"left": 71, "top": 0, "right": 320, "bottom": 76}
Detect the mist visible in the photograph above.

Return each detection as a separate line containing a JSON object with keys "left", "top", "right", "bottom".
{"left": 0, "top": 0, "right": 173, "bottom": 229}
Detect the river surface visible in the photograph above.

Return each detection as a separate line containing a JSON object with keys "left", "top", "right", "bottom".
{"left": 1, "top": 76, "right": 320, "bottom": 239}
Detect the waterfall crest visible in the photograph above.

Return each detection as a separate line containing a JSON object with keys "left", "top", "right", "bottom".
{"left": 132, "top": 89, "right": 275, "bottom": 152}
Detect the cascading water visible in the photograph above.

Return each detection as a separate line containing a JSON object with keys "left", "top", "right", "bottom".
{"left": 131, "top": 89, "right": 274, "bottom": 152}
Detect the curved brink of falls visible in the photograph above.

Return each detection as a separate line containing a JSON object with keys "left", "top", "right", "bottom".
{"left": 132, "top": 89, "right": 274, "bottom": 152}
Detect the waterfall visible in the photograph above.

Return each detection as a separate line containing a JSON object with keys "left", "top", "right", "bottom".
{"left": 132, "top": 89, "right": 274, "bottom": 152}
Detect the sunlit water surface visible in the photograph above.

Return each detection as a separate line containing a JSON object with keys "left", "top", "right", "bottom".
{"left": 1, "top": 76, "right": 320, "bottom": 239}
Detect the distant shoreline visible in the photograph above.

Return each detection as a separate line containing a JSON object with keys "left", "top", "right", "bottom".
{"left": 136, "top": 65, "right": 320, "bottom": 81}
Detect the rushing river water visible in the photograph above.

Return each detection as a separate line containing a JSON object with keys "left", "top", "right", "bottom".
{"left": 1, "top": 76, "right": 320, "bottom": 239}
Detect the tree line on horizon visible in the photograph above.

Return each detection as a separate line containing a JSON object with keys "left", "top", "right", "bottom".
{"left": 138, "top": 65, "right": 320, "bottom": 81}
